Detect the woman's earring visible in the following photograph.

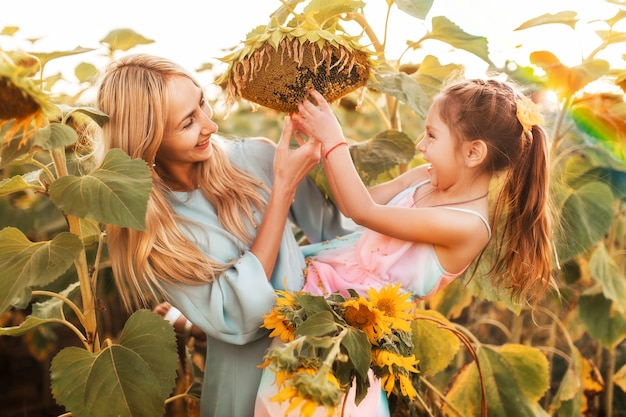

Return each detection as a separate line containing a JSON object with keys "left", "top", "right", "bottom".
{"left": 152, "top": 159, "right": 156, "bottom": 167}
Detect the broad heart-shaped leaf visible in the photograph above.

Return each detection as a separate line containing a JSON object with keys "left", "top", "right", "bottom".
{"left": 395, "top": 0, "right": 434, "bottom": 20}
{"left": 550, "top": 346, "right": 603, "bottom": 416}
{"left": 49, "top": 149, "right": 152, "bottom": 230}
{"left": 74, "top": 62, "right": 99, "bottom": 84}
{"left": 351, "top": 130, "right": 417, "bottom": 185}
{"left": 33, "top": 123, "right": 78, "bottom": 150}
{"left": 570, "top": 94, "right": 626, "bottom": 162}
{"left": 308, "top": 129, "right": 416, "bottom": 200}
{"left": 427, "top": 278, "right": 473, "bottom": 319}
{"left": 0, "top": 282, "right": 80, "bottom": 336}
{"left": 590, "top": 243, "right": 626, "bottom": 312}
{"left": 556, "top": 181, "right": 614, "bottom": 262}
{"left": 100, "top": 28, "right": 155, "bottom": 52}
{"left": 370, "top": 70, "right": 432, "bottom": 118}
{"left": 463, "top": 252, "right": 522, "bottom": 313}
{"left": 578, "top": 293, "right": 626, "bottom": 349}
{"left": 423, "top": 16, "right": 492, "bottom": 65}
{"left": 295, "top": 311, "right": 340, "bottom": 337}
{"left": 514, "top": 11, "right": 579, "bottom": 31}
{"left": 411, "top": 309, "right": 459, "bottom": 377}
{"left": 59, "top": 105, "right": 110, "bottom": 128}
{"left": 31, "top": 47, "right": 95, "bottom": 68}
{"left": 302, "top": 0, "right": 365, "bottom": 26}
{"left": 296, "top": 293, "right": 335, "bottom": 316}
{"left": 50, "top": 310, "right": 178, "bottom": 417}
{"left": 413, "top": 55, "right": 463, "bottom": 97}
{"left": 444, "top": 344, "right": 550, "bottom": 417}
{"left": 0, "top": 227, "right": 82, "bottom": 314}
{"left": 0, "top": 175, "right": 41, "bottom": 197}
{"left": 530, "top": 51, "right": 610, "bottom": 98}
{"left": 561, "top": 144, "right": 626, "bottom": 198}
{"left": 341, "top": 327, "right": 371, "bottom": 380}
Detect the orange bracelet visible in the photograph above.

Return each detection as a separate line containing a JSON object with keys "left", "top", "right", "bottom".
{"left": 324, "top": 142, "right": 348, "bottom": 160}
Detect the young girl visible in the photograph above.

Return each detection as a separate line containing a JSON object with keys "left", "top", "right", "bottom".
{"left": 97, "top": 54, "right": 353, "bottom": 417}
{"left": 255, "top": 79, "right": 554, "bottom": 416}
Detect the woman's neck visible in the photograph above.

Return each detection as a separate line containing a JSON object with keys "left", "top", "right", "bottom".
{"left": 156, "top": 164, "right": 198, "bottom": 192}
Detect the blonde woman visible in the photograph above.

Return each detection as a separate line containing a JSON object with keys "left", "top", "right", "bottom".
{"left": 97, "top": 54, "right": 353, "bottom": 417}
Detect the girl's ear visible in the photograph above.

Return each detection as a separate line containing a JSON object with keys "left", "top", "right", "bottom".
{"left": 464, "top": 139, "right": 488, "bottom": 167}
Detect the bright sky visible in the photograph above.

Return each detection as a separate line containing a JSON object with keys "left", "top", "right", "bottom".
{"left": 1, "top": 0, "right": 623, "bottom": 97}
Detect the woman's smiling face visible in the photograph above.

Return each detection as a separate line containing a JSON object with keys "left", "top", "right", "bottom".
{"left": 156, "top": 75, "right": 218, "bottom": 170}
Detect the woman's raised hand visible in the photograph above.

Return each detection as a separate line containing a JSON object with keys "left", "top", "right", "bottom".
{"left": 273, "top": 115, "right": 321, "bottom": 191}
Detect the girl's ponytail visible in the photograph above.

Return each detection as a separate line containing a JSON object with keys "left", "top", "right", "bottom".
{"left": 492, "top": 124, "right": 553, "bottom": 301}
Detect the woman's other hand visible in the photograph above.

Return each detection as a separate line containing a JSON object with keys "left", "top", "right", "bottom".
{"left": 273, "top": 115, "right": 321, "bottom": 193}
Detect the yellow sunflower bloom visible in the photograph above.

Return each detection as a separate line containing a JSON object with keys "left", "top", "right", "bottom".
{"left": 372, "top": 349, "right": 419, "bottom": 375}
{"left": 381, "top": 374, "right": 395, "bottom": 396}
{"left": 376, "top": 363, "right": 418, "bottom": 399}
{"left": 262, "top": 289, "right": 299, "bottom": 342}
{"left": 0, "top": 51, "right": 56, "bottom": 148}
{"left": 398, "top": 373, "right": 418, "bottom": 399}
{"left": 367, "top": 284, "right": 414, "bottom": 332}
{"left": 275, "top": 289, "right": 297, "bottom": 308}
{"left": 272, "top": 367, "right": 342, "bottom": 416}
{"left": 263, "top": 311, "right": 296, "bottom": 342}
{"left": 343, "top": 296, "right": 390, "bottom": 344}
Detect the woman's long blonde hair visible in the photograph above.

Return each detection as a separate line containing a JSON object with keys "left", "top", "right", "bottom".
{"left": 97, "top": 54, "right": 267, "bottom": 310}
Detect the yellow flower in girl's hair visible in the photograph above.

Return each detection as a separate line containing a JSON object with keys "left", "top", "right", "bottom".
{"left": 516, "top": 95, "right": 545, "bottom": 135}
{"left": 342, "top": 296, "right": 390, "bottom": 344}
{"left": 366, "top": 283, "right": 414, "bottom": 332}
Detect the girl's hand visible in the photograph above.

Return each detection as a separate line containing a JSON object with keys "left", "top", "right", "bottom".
{"left": 292, "top": 90, "right": 346, "bottom": 148}
{"left": 273, "top": 115, "right": 321, "bottom": 193}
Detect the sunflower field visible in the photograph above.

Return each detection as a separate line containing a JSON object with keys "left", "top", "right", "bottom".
{"left": 1, "top": 0, "right": 626, "bottom": 416}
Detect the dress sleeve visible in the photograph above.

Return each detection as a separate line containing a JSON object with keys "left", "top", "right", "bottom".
{"left": 162, "top": 251, "right": 275, "bottom": 345}
{"left": 290, "top": 176, "right": 356, "bottom": 243}
{"left": 231, "top": 137, "right": 356, "bottom": 244}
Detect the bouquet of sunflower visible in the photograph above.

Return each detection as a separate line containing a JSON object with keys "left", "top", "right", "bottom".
{"left": 261, "top": 283, "right": 419, "bottom": 416}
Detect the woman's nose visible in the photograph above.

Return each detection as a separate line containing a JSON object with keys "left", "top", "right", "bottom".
{"left": 416, "top": 136, "right": 426, "bottom": 152}
{"left": 200, "top": 110, "right": 218, "bottom": 134}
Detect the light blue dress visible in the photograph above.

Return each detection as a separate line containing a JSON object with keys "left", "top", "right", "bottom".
{"left": 161, "top": 137, "right": 354, "bottom": 417}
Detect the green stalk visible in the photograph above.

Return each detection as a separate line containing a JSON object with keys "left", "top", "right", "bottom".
{"left": 605, "top": 346, "right": 615, "bottom": 417}
{"left": 50, "top": 147, "right": 99, "bottom": 352}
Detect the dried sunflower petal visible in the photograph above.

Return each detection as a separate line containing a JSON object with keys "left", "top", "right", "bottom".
{"left": 0, "top": 51, "right": 55, "bottom": 147}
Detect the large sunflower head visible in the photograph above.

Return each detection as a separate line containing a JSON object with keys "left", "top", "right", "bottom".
{"left": 342, "top": 296, "right": 390, "bottom": 344}
{"left": 367, "top": 283, "right": 414, "bottom": 332}
{"left": 217, "top": 2, "right": 375, "bottom": 113}
{"left": 0, "top": 50, "right": 57, "bottom": 148}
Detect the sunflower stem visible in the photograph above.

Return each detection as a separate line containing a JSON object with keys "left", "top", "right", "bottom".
{"left": 321, "top": 326, "right": 349, "bottom": 373}
{"left": 49, "top": 147, "right": 99, "bottom": 353}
